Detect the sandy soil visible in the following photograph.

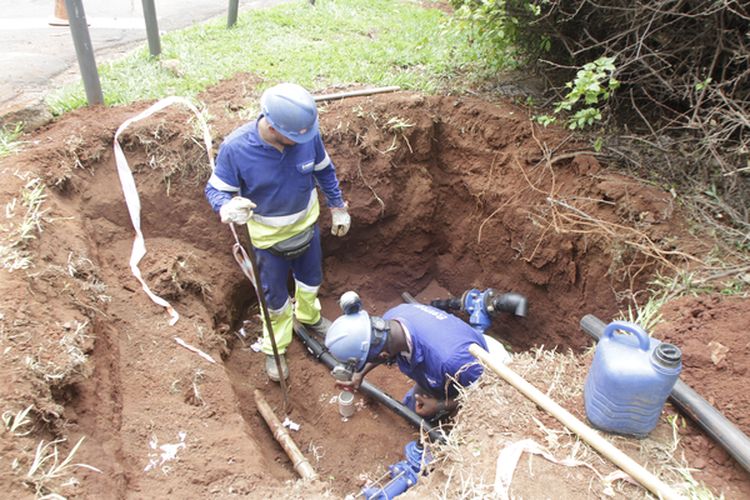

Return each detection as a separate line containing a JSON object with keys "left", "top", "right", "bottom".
{"left": 0, "top": 73, "right": 747, "bottom": 498}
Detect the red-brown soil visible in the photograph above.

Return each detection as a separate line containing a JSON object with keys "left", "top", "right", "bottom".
{"left": 656, "top": 295, "right": 750, "bottom": 495}
{"left": 0, "top": 73, "right": 747, "bottom": 498}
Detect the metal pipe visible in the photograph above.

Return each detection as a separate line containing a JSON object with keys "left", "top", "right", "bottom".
{"left": 255, "top": 390, "right": 317, "bottom": 481}
{"left": 227, "top": 0, "right": 239, "bottom": 28}
{"left": 141, "top": 0, "right": 161, "bottom": 57}
{"left": 235, "top": 225, "right": 290, "bottom": 411}
{"left": 293, "top": 323, "right": 446, "bottom": 443}
{"left": 64, "top": 0, "right": 103, "bottom": 106}
{"left": 581, "top": 314, "right": 750, "bottom": 473}
{"left": 313, "top": 86, "right": 401, "bottom": 102}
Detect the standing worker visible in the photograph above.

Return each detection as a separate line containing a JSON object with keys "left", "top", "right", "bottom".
{"left": 205, "top": 83, "right": 351, "bottom": 382}
{"left": 325, "top": 291, "right": 512, "bottom": 419}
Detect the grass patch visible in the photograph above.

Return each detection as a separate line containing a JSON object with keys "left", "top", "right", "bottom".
{"left": 0, "top": 123, "right": 24, "bottom": 157}
{"left": 47, "top": 0, "right": 483, "bottom": 114}
{"left": 0, "top": 175, "right": 49, "bottom": 271}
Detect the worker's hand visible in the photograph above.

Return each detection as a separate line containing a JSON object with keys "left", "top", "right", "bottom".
{"left": 414, "top": 393, "right": 442, "bottom": 417}
{"left": 220, "top": 197, "right": 256, "bottom": 225}
{"left": 336, "top": 371, "right": 364, "bottom": 391}
{"left": 330, "top": 206, "right": 351, "bottom": 237}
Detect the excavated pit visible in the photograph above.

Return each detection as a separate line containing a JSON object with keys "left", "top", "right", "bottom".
{"left": 1, "top": 81, "right": 719, "bottom": 498}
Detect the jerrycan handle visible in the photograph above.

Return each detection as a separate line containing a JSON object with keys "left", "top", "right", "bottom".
{"left": 602, "top": 321, "right": 651, "bottom": 351}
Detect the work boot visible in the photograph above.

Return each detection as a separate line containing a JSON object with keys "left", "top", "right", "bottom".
{"left": 265, "top": 354, "right": 289, "bottom": 382}
{"left": 303, "top": 316, "right": 332, "bottom": 338}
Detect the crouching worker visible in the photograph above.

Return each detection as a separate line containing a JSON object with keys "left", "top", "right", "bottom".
{"left": 325, "top": 291, "right": 509, "bottom": 419}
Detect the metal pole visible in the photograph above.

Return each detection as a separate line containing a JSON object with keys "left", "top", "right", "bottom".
{"left": 64, "top": 0, "right": 103, "bottom": 106}
{"left": 230, "top": 224, "right": 290, "bottom": 412}
{"left": 228, "top": 0, "right": 239, "bottom": 28}
{"left": 141, "top": 0, "right": 161, "bottom": 57}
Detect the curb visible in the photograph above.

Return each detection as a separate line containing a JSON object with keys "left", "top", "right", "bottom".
{"left": 0, "top": 97, "right": 54, "bottom": 132}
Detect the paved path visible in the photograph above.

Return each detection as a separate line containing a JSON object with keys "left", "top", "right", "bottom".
{"left": 0, "top": 0, "right": 285, "bottom": 126}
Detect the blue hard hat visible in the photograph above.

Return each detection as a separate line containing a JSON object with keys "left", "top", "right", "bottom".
{"left": 325, "top": 311, "right": 387, "bottom": 371}
{"left": 325, "top": 310, "right": 372, "bottom": 372}
{"left": 260, "top": 83, "right": 319, "bottom": 144}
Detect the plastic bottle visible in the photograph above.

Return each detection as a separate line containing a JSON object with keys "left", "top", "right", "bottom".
{"left": 584, "top": 321, "right": 682, "bottom": 437}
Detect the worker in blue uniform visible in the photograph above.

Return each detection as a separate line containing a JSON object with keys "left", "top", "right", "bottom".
{"left": 325, "top": 291, "right": 509, "bottom": 418}
{"left": 205, "top": 83, "right": 350, "bottom": 382}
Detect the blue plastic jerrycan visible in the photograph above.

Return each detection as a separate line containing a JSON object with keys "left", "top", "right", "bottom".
{"left": 584, "top": 321, "right": 682, "bottom": 437}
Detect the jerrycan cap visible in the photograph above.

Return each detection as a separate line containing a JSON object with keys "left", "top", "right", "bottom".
{"left": 652, "top": 342, "right": 682, "bottom": 368}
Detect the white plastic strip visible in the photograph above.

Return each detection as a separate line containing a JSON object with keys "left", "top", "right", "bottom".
{"left": 174, "top": 336, "right": 217, "bottom": 364}
{"left": 114, "top": 96, "right": 215, "bottom": 325}
{"left": 494, "top": 439, "right": 605, "bottom": 499}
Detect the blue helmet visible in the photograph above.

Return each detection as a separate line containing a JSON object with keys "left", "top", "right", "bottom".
{"left": 325, "top": 292, "right": 388, "bottom": 372}
{"left": 260, "top": 83, "right": 319, "bottom": 144}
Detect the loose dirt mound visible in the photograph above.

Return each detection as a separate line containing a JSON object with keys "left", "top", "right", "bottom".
{"left": 655, "top": 295, "right": 750, "bottom": 495}
{"left": 0, "top": 74, "right": 747, "bottom": 498}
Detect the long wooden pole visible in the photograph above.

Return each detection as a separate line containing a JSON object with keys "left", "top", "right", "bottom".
{"left": 469, "top": 344, "right": 683, "bottom": 500}
{"left": 254, "top": 390, "right": 317, "bottom": 481}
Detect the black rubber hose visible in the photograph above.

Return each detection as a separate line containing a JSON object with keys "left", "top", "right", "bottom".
{"left": 430, "top": 298, "right": 462, "bottom": 312}
{"left": 293, "top": 323, "right": 446, "bottom": 444}
{"left": 580, "top": 314, "right": 750, "bottom": 473}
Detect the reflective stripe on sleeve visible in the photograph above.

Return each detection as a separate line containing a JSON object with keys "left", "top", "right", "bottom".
{"left": 313, "top": 153, "right": 331, "bottom": 171}
{"left": 208, "top": 173, "right": 240, "bottom": 192}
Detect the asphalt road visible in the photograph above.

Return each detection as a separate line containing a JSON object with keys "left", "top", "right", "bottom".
{"left": 0, "top": 0, "right": 286, "bottom": 113}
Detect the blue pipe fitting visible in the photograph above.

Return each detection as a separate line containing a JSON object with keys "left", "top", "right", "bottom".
{"left": 462, "top": 288, "right": 494, "bottom": 334}
{"left": 361, "top": 441, "right": 431, "bottom": 499}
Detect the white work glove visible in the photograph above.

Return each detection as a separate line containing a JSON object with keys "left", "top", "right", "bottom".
{"left": 219, "top": 197, "right": 256, "bottom": 225}
{"left": 331, "top": 206, "right": 351, "bottom": 237}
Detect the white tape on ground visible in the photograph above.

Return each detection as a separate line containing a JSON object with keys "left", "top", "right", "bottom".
{"left": 113, "top": 96, "right": 215, "bottom": 325}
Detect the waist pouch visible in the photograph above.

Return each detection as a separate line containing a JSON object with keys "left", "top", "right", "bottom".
{"left": 268, "top": 226, "right": 315, "bottom": 260}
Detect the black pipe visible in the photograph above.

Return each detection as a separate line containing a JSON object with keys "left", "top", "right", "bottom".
{"left": 581, "top": 314, "right": 750, "bottom": 473}
{"left": 430, "top": 297, "right": 462, "bottom": 311}
{"left": 293, "top": 323, "right": 446, "bottom": 443}
{"left": 491, "top": 292, "right": 528, "bottom": 318}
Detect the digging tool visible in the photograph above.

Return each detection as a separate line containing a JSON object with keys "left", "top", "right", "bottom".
{"left": 581, "top": 314, "right": 750, "bottom": 474}
{"left": 229, "top": 223, "right": 290, "bottom": 412}
{"left": 470, "top": 344, "right": 683, "bottom": 500}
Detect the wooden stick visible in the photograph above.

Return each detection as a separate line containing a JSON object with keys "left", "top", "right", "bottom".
{"left": 254, "top": 390, "right": 317, "bottom": 482}
{"left": 313, "top": 86, "right": 400, "bottom": 102}
{"left": 469, "top": 344, "right": 683, "bottom": 500}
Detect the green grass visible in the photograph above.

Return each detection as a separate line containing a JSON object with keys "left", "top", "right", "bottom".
{"left": 0, "top": 123, "right": 24, "bottom": 157}
{"left": 47, "top": 0, "right": 479, "bottom": 114}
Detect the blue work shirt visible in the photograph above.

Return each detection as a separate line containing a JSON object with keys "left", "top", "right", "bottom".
{"left": 383, "top": 304, "right": 488, "bottom": 400}
{"left": 204, "top": 116, "right": 345, "bottom": 248}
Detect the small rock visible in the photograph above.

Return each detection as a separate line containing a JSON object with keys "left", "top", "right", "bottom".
{"left": 709, "top": 445, "right": 729, "bottom": 465}
{"left": 708, "top": 340, "right": 729, "bottom": 366}
{"left": 160, "top": 58, "right": 183, "bottom": 77}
